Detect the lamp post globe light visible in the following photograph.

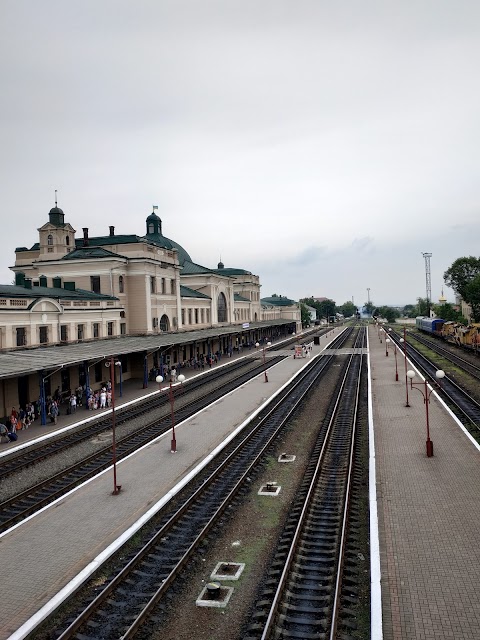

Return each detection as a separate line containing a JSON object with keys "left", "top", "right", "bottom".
{"left": 156, "top": 373, "right": 186, "bottom": 453}
{"left": 385, "top": 337, "right": 390, "bottom": 357}
{"left": 105, "top": 358, "right": 122, "bottom": 495}
{"left": 406, "top": 369, "right": 445, "bottom": 457}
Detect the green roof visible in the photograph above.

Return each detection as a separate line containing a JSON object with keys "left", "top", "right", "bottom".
{"left": 234, "top": 293, "right": 250, "bottom": 302}
{"left": 213, "top": 267, "right": 252, "bottom": 276}
{"left": 180, "top": 285, "right": 211, "bottom": 300}
{"left": 181, "top": 260, "right": 217, "bottom": 275}
{"left": 62, "top": 247, "right": 125, "bottom": 260}
{"left": 261, "top": 295, "right": 297, "bottom": 307}
{"left": 0, "top": 284, "right": 118, "bottom": 301}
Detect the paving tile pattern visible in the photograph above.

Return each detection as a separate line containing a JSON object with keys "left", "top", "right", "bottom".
{"left": 370, "top": 327, "right": 480, "bottom": 639}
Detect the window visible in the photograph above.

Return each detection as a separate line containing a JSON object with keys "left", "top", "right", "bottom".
{"left": 119, "top": 275, "right": 124, "bottom": 293}
{"left": 90, "top": 276, "right": 101, "bottom": 294}
{"left": 16, "top": 327, "right": 26, "bottom": 347}
{"left": 120, "top": 322, "right": 126, "bottom": 335}
{"left": 181, "top": 309, "right": 185, "bottom": 325}
{"left": 150, "top": 276, "right": 156, "bottom": 293}
{"left": 93, "top": 323, "right": 99, "bottom": 338}
{"left": 201, "top": 309, "right": 204, "bottom": 323}
{"left": 60, "top": 325, "right": 68, "bottom": 342}
{"left": 206, "top": 309, "right": 210, "bottom": 323}
{"left": 47, "top": 234, "right": 53, "bottom": 246}
{"left": 159, "top": 314, "right": 169, "bottom": 332}
{"left": 188, "top": 309, "right": 192, "bottom": 324}
{"left": 195, "top": 308, "right": 199, "bottom": 324}
{"left": 66, "top": 235, "right": 70, "bottom": 246}
{"left": 161, "top": 278, "right": 166, "bottom": 294}
{"left": 77, "top": 324, "right": 84, "bottom": 340}
{"left": 152, "top": 317, "right": 158, "bottom": 328}
{"left": 171, "top": 279, "right": 176, "bottom": 294}
{"left": 39, "top": 326, "right": 48, "bottom": 344}
{"left": 217, "top": 292, "right": 227, "bottom": 323}
{"left": 107, "top": 322, "right": 114, "bottom": 336}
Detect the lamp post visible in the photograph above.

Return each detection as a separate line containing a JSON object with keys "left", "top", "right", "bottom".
{"left": 385, "top": 337, "right": 390, "bottom": 356}
{"left": 156, "top": 373, "right": 186, "bottom": 453}
{"left": 393, "top": 343, "right": 399, "bottom": 381}
{"left": 105, "top": 358, "right": 122, "bottom": 495}
{"left": 379, "top": 328, "right": 383, "bottom": 343}
{"left": 116, "top": 360, "right": 123, "bottom": 397}
{"left": 400, "top": 328, "right": 410, "bottom": 407}
{"left": 255, "top": 340, "right": 272, "bottom": 382}
{"left": 406, "top": 369, "right": 445, "bottom": 457}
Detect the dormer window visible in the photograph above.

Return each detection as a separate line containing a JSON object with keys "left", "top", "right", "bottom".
{"left": 47, "top": 234, "right": 53, "bottom": 246}
{"left": 148, "top": 223, "right": 155, "bottom": 234}
{"left": 66, "top": 235, "right": 70, "bottom": 246}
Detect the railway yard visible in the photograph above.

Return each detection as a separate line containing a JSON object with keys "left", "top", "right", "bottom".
{"left": 2, "top": 323, "right": 480, "bottom": 639}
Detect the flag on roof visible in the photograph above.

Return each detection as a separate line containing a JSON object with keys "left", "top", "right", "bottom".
{"left": 153, "top": 205, "right": 158, "bottom": 210}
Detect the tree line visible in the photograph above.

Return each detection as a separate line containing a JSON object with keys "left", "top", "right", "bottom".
{"left": 298, "top": 255, "right": 480, "bottom": 326}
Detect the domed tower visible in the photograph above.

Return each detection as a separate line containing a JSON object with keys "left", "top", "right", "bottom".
{"left": 438, "top": 289, "right": 447, "bottom": 305}
{"left": 143, "top": 206, "right": 193, "bottom": 266}
{"left": 37, "top": 194, "right": 76, "bottom": 260}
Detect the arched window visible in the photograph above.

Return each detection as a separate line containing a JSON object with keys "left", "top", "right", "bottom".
{"left": 148, "top": 223, "right": 155, "bottom": 234}
{"left": 66, "top": 235, "right": 70, "bottom": 246}
{"left": 217, "top": 292, "right": 228, "bottom": 323}
{"left": 47, "top": 234, "right": 53, "bottom": 246}
{"left": 159, "top": 314, "right": 169, "bottom": 332}
{"left": 119, "top": 275, "right": 124, "bottom": 293}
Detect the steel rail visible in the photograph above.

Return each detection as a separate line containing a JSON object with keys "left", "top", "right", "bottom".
{"left": 0, "top": 357, "right": 285, "bottom": 532}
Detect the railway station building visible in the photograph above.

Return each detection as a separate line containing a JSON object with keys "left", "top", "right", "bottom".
{"left": 0, "top": 202, "right": 301, "bottom": 417}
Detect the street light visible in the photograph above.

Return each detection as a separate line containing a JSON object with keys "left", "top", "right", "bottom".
{"left": 400, "top": 328, "right": 410, "bottom": 407}
{"left": 393, "top": 342, "right": 399, "bottom": 381}
{"left": 379, "top": 328, "right": 383, "bottom": 343}
{"left": 385, "top": 337, "right": 390, "bottom": 356}
{"left": 255, "top": 340, "right": 272, "bottom": 382}
{"left": 406, "top": 369, "right": 445, "bottom": 457}
{"left": 156, "top": 373, "right": 186, "bottom": 453}
{"left": 105, "top": 358, "right": 122, "bottom": 495}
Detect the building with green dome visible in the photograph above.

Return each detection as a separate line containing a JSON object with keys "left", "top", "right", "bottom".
{"left": 5, "top": 202, "right": 299, "bottom": 350}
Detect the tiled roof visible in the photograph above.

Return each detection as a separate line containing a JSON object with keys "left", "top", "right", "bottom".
{"left": 0, "top": 284, "right": 118, "bottom": 301}
{"left": 180, "top": 285, "right": 211, "bottom": 300}
{"left": 234, "top": 293, "right": 250, "bottom": 302}
{"left": 62, "top": 247, "right": 125, "bottom": 260}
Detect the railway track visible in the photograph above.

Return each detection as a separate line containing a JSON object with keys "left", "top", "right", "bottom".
{"left": 36, "top": 328, "right": 357, "bottom": 640}
{"left": 0, "top": 356, "right": 287, "bottom": 533}
{"left": 243, "top": 327, "right": 367, "bottom": 639}
{"left": 0, "top": 358, "right": 256, "bottom": 480}
{"left": 389, "top": 330, "right": 480, "bottom": 430}
{"left": 400, "top": 330, "right": 480, "bottom": 381}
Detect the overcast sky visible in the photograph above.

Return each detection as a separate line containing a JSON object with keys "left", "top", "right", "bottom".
{"left": 1, "top": 0, "right": 479, "bottom": 308}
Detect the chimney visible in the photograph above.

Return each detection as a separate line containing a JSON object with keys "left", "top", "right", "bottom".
{"left": 82, "top": 228, "right": 89, "bottom": 247}
{"left": 109, "top": 225, "right": 115, "bottom": 237}
{"left": 15, "top": 272, "right": 25, "bottom": 286}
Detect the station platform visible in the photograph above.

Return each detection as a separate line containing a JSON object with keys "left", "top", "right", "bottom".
{"left": 0, "top": 329, "right": 332, "bottom": 639}
{"left": 0, "top": 336, "right": 311, "bottom": 453}
{"left": 370, "top": 325, "right": 480, "bottom": 639}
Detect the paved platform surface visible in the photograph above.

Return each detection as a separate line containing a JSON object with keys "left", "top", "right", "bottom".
{"left": 0, "top": 329, "right": 335, "bottom": 639}
{"left": 370, "top": 326, "right": 480, "bottom": 639}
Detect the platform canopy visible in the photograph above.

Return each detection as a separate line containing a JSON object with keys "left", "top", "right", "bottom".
{"left": 0, "top": 320, "right": 294, "bottom": 379}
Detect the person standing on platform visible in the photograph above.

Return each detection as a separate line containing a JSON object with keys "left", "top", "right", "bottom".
{"left": 100, "top": 388, "right": 107, "bottom": 409}
{"left": 70, "top": 394, "right": 77, "bottom": 414}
